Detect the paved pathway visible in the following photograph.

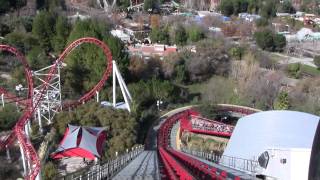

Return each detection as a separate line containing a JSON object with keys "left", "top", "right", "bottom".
{"left": 112, "top": 151, "right": 160, "bottom": 180}
{"left": 273, "top": 53, "right": 317, "bottom": 67}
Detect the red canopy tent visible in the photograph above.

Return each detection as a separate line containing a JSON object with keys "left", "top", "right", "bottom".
{"left": 51, "top": 124, "right": 106, "bottom": 160}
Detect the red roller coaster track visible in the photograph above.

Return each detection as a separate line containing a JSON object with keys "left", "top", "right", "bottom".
{"left": 0, "top": 37, "right": 113, "bottom": 180}
{"left": 0, "top": 45, "right": 34, "bottom": 106}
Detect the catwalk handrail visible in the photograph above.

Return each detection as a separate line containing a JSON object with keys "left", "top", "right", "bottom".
{"left": 60, "top": 145, "right": 144, "bottom": 180}
{"left": 181, "top": 147, "right": 259, "bottom": 173}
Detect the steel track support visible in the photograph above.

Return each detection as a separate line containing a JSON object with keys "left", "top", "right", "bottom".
{"left": 33, "top": 63, "right": 62, "bottom": 132}
{"left": 96, "top": 91, "right": 99, "bottom": 103}
{"left": 112, "top": 61, "right": 132, "bottom": 112}
{"left": 19, "top": 143, "right": 27, "bottom": 176}
{"left": 113, "top": 61, "right": 116, "bottom": 107}
{"left": 1, "top": 93, "right": 4, "bottom": 107}
{"left": 6, "top": 145, "right": 11, "bottom": 162}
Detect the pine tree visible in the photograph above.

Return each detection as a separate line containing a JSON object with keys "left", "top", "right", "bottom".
{"left": 52, "top": 16, "right": 70, "bottom": 53}
{"left": 32, "top": 11, "right": 55, "bottom": 52}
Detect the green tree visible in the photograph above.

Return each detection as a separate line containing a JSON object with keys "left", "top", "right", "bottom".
{"left": 254, "top": 29, "right": 286, "bottom": 52}
{"left": 5, "top": 32, "right": 38, "bottom": 53}
{"left": 195, "top": 104, "right": 219, "bottom": 120}
{"left": 149, "top": 78, "right": 174, "bottom": 101}
{"left": 117, "top": 0, "right": 131, "bottom": 9}
{"left": 104, "top": 35, "right": 130, "bottom": 76}
{"left": 287, "top": 63, "right": 301, "bottom": 78}
{"left": 187, "top": 26, "right": 204, "bottom": 42}
{"left": 36, "top": 0, "right": 65, "bottom": 11}
{"left": 260, "top": 0, "right": 277, "bottom": 19}
{"left": 0, "top": 0, "right": 27, "bottom": 14}
{"left": 0, "top": 23, "right": 10, "bottom": 36}
{"left": 27, "top": 46, "right": 50, "bottom": 70}
{"left": 256, "top": 18, "right": 269, "bottom": 27}
{"left": 174, "top": 25, "right": 187, "bottom": 45}
{"left": 219, "top": 0, "right": 234, "bottom": 16}
{"left": 314, "top": 56, "right": 320, "bottom": 69}
{"left": 233, "top": 0, "right": 249, "bottom": 15}
{"left": 42, "top": 162, "right": 57, "bottom": 179}
{"left": 144, "top": 0, "right": 157, "bottom": 11}
{"left": 0, "top": 104, "right": 21, "bottom": 131}
{"left": 254, "top": 29, "right": 274, "bottom": 51}
{"left": 274, "top": 91, "right": 290, "bottom": 110}
{"left": 64, "top": 19, "right": 129, "bottom": 97}
{"left": 52, "top": 16, "right": 70, "bottom": 53}
{"left": 0, "top": 0, "right": 10, "bottom": 14}
{"left": 5, "top": 31, "right": 26, "bottom": 52}
{"left": 248, "top": 0, "right": 260, "bottom": 14}
{"left": 273, "top": 34, "right": 286, "bottom": 52}
{"left": 32, "top": 11, "right": 55, "bottom": 52}
{"left": 280, "top": 0, "right": 296, "bottom": 14}
{"left": 150, "top": 27, "right": 170, "bottom": 44}
{"left": 229, "top": 46, "right": 245, "bottom": 60}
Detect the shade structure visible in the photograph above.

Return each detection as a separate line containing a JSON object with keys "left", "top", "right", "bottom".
{"left": 51, "top": 124, "right": 106, "bottom": 160}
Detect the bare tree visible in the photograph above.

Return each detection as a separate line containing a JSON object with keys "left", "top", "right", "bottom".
{"left": 186, "top": 41, "right": 230, "bottom": 82}
{"left": 231, "top": 57, "right": 282, "bottom": 109}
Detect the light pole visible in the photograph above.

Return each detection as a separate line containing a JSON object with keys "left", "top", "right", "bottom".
{"left": 15, "top": 84, "right": 25, "bottom": 111}
{"left": 15, "top": 84, "right": 24, "bottom": 96}
{"left": 156, "top": 100, "right": 163, "bottom": 111}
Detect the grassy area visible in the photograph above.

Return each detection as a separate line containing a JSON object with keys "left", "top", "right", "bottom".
{"left": 286, "top": 63, "right": 320, "bottom": 79}
{"left": 269, "top": 53, "right": 283, "bottom": 62}
{"left": 182, "top": 133, "right": 229, "bottom": 153}
{"left": 185, "top": 81, "right": 206, "bottom": 94}
{"left": 300, "top": 64, "right": 320, "bottom": 76}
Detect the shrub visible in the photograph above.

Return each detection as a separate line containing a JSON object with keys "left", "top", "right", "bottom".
{"left": 287, "top": 63, "right": 301, "bottom": 79}
{"left": 42, "top": 162, "right": 57, "bottom": 179}
{"left": 314, "top": 56, "right": 320, "bottom": 69}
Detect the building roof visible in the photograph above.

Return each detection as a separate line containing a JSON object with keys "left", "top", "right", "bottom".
{"left": 128, "top": 44, "right": 177, "bottom": 57}
{"left": 52, "top": 124, "right": 106, "bottom": 160}
{"left": 223, "top": 111, "right": 319, "bottom": 160}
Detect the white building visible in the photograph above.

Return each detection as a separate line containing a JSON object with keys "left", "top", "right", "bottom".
{"left": 68, "top": 12, "right": 90, "bottom": 21}
{"left": 238, "top": 13, "right": 261, "bottom": 22}
{"left": 222, "top": 110, "right": 319, "bottom": 180}
{"left": 111, "top": 29, "right": 131, "bottom": 43}
{"left": 285, "top": 28, "right": 320, "bottom": 42}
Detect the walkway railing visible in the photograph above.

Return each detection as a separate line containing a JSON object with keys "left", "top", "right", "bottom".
{"left": 60, "top": 145, "right": 144, "bottom": 180}
{"left": 181, "top": 147, "right": 259, "bottom": 173}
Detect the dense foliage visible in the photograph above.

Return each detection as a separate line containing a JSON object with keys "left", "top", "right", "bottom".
{"left": 144, "top": 0, "right": 157, "bottom": 11}
{"left": 0, "top": 0, "right": 26, "bottom": 15}
{"left": 219, "top": 0, "right": 290, "bottom": 18}
{"left": 254, "top": 29, "right": 286, "bottom": 52}
{"left": 0, "top": 104, "right": 21, "bottom": 131}
{"left": 150, "top": 24, "right": 205, "bottom": 45}
{"left": 274, "top": 91, "right": 290, "bottom": 110}
{"left": 314, "top": 56, "right": 320, "bottom": 69}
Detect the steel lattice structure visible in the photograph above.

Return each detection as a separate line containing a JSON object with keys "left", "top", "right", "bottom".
{"left": 0, "top": 37, "right": 114, "bottom": 180}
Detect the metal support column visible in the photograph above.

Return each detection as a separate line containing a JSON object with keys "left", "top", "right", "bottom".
{"left": 19, "top": 144, "right": 27, "bottom": 175}
{"left": 113, "top": 61, "right": 116, "bottom": 107}
{"left": 1, "top": 93, "right": 4, "bottom": 107}
{"left": 96, "top": 91, "right": 99, "bottom": 103}
{"left": 37, "top": 108, "right": 43, "bottom": 133}
{"left": 6, "top": 145, "right": 11, "bottom": 162}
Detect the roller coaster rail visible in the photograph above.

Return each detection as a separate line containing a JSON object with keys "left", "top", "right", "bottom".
{"left": 0, "top": 37, "right": 132, "bottom": 180}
